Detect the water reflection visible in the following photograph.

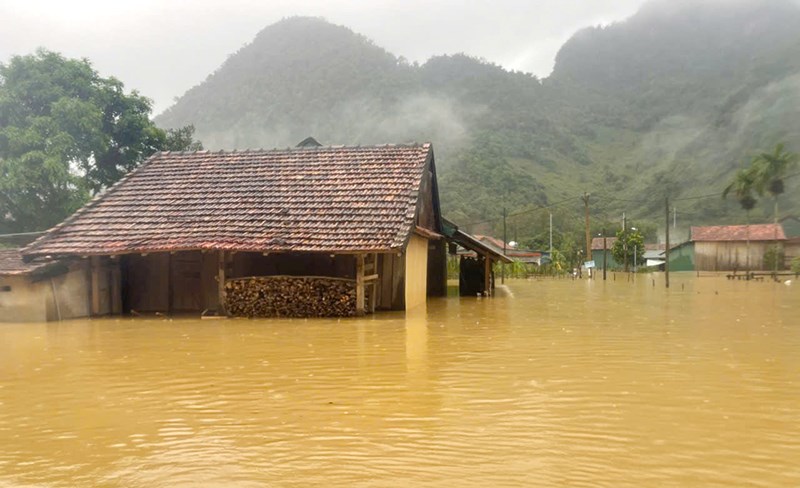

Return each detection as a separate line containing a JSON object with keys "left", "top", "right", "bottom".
{"left": 0, "top": 274, "right": 798, "bottom": 487}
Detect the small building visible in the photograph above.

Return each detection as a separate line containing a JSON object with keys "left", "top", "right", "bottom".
{"left": 591, "top": 237, "right": 620, "bottom": 270}
{"left": 667, "top": 224, "right": 787, "bottom": 271}
{"left": 441, "top": 219, "right": 512, "bottom": 296}
{"left": 22, "top": 143, "right": 450, "bottom": 319}
{"left": 592, "top": 237, "right": 665, "bottom": 271}
{"left": 0, "top": 249, "right": 88, "bottom": 322}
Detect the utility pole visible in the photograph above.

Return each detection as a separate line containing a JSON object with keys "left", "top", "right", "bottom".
{"left": 673, "top": 206, "right": 676, "bottom": 230}
{"left": 502, "top": 207, "right": 507, "bottom": 284}
{"left": 665, "top": 196, "right": 670, "bottom": 289}
{"left": 603, "top": 228, "right": 607, "bottom": 281}
{"left": 622, "top": 212, "right": 628, "bottom": 272}
{"left": 549, "top": 212, "right": 553, "bottom": 256}
{"left": 582, "top": 192, "right": 591, "bottom": 263}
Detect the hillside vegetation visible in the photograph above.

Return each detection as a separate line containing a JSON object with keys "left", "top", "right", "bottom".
{"left": 156, "top": 0, "right": 800, "bottom": 241}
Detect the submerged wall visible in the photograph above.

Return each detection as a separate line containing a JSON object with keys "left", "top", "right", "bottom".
{"left": 404, "top": 234, "right": 429, "bottom": 310}
{"left": 0, "top": 263, "right": 90, "bottom": 323}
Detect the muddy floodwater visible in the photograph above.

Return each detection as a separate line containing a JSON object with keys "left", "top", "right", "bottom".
{"left": 1, "top": 273, "right": 798, "bottom": 487}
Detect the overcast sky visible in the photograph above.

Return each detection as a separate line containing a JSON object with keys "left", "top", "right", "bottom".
{"left": 0, "top": 0, "right": 647, "bottom": 114}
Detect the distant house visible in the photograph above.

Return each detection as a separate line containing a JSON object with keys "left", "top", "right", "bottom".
{"left": 22, "top": 143, "right": 450, "bottom": 319}
{"left": 471, "top": 235, "right": 549, "bottom": 265}
{"left": 667, "top": 224, "right": 786, "bottom": 271}
{"left": 591, "top": 237, "right": 619, "bottom": 270}
{"left": 590, "top": 237, "right": 659, "bottom": 270}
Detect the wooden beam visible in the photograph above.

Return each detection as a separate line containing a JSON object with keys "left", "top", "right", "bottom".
{"left": 91, "top": 256, "right": 101, "bottom": 315}
{"left": 110, "top": 261, "right": 122, "bottom": 315}
{"left": 484, "top": 256, "right": 491, "bottom": 297}
{"left": 218, "top": 250, "right": 228, "bottom": 316}
{"left": 356, "top": 254, "right": 365, "bottom": 316}
{"left": 364, "top": 274, "right": 379, "bottom": 282}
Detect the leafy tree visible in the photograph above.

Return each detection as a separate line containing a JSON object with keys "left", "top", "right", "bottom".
{"left": 611, "top": 228, "right": 644, "bottom": 272}
{"left": 0, "top": 49, "right": 202, "bottom": 233}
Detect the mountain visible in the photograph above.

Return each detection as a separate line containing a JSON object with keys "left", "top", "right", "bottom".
{"left": 155, "top": 2, "right": 800, "bottom": 239}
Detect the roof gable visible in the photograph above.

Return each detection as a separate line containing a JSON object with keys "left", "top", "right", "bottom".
{"left": 24, "top": 144, "right": 434, "bottom": 258}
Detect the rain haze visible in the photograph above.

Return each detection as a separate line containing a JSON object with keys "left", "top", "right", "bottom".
{"left": 1, "top": 0, "right": 647, "bottom": 113}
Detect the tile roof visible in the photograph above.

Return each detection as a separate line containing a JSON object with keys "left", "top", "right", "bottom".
{"left": 591, "top": 237, "right": 617, "bottom": 250}
{"left": 691, "top": 224, "right": 786, "bottom": 242}
{"left": 24, "top": 144, "right": 434, "bottom": 258}
{"left": 0, "top": 249, "right": 52, "bottom": 276}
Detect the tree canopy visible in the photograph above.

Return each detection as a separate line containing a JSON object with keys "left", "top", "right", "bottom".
{"left": 0, "top": 49, "right": 202, "bottom": 233}
{"left": 611, "top": 228, "right": 645, "bottom": 271}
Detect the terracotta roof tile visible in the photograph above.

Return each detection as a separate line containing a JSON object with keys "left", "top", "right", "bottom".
{"left": 0, "top": 249, "right": 52, "bottom": 276}
{"left": 691, "top": 224, "right": 786, "bottom": 242}
{"left": 24, "top": 144, "right": 433, "bottom": 258}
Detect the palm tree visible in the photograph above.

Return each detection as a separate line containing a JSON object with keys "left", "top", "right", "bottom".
{"left": 750, "top": 143, "right": 798, "bottom": 272}
{"left": 723, "top": 167, "right": 758, "bottom": 271}
{"left": 750, "top": 143, "right": 799, "bottom": 224}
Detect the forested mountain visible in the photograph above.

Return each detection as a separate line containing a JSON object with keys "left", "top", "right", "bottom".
{"left": 156, "top": 0, "right": 800, "bottom": 240}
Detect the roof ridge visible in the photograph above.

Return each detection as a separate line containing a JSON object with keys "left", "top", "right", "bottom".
{"left": 193, "top": 142, "right": 432, "bottom": 153}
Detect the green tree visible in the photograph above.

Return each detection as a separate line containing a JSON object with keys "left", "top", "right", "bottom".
{"left": 723, "top": 167, "right": 758, "bottom": 270}
{"left": 611, "top": 228, "right": 644, "bottom": 272}
{"left": 0, "top": 49, "right": 202, "bottom": 233}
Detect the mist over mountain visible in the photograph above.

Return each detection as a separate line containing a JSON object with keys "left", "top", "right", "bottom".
{"left": 156, "top": 0, "right": 800, "bottom": 232}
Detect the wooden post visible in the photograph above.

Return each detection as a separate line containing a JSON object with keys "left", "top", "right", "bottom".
{"left": 583, "top": 192, "right": 592, "bottom": 262}
{"left": 356, "top": 254, "right": 365, "bottom": 315}
{"left": 110, "top": 261, "right": 122, "bottom": 315}
{"left": 90, "top": 256, "right": 101, "bottom": 316}
{"left": 484, "top": 255, "right": 491, "bottom": 297}
{"left": 665, "top": 196, "right": 670, "bottom": 289}
{"left": 218, "top": 250, "right": 228, "bottom": 316}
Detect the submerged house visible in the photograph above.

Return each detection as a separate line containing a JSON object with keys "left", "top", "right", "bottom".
{"left": 0, "top": 249, "right": 88, "bottom": 322}
{"left": 441, "top": 219, "right": 512, "bottom": 296}
{"left": 21, "top": 143, "right": 449, "bottom": 319}
{"left": 667, "top": 224, "right": 787, "bottom": 271}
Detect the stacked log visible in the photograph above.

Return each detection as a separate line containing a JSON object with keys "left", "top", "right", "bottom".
{"left": 224, "top": 275, "right": 356, "bottom": 318}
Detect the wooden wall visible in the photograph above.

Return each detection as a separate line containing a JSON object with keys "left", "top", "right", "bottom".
{"left": 377, "top": 252, "right": 405, "bottom": 311}
{"left": 231, "top": 252, "right": 355, "bottom": 280}
{"left": 694, "top": 241, "right": 773, "bottom": 271}
{"left": 404, "top": 234, "right": 429, "bottom": 310}
{"left": 427, "top": 238, "right": 447, "bottom": 297}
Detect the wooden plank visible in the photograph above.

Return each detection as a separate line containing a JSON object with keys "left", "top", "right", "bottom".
{"left": 364, "top": 274, "right": 379, "bottom": 282}
{"left": 91, "top": 256, "right": 101, "bottom": 315}
{"left": 356, "top": 254, "right": 365, "bottom": 316}
{"left": 110, "top": 262, "right": 122, "bottom": 315}
{"left": 218, "top": 250, "right": 228, "bottom": 316}
{"left": 368, "top": 282, "right": 377, "bottom": 313}
{"left": 484, "top": 256, "right": 491, "bottom": 297}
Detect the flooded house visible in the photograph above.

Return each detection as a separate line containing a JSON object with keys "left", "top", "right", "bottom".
{"left": 441, "top": 219, "right": 512, "bottom": 296}
{"left": 21, "top": 143, "right": 450, "bottom": 319}
{"left": 668, "top": 223, "right": 787, "bottom": 271}
{"left": 0, "top": 249, "right": 88, "bottom": 322}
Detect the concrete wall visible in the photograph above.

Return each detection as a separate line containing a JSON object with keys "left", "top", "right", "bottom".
{"left": 0, "top": 276, "right": 49, "bottom": 322}
{"left": 404, "top": 234, "right": 429, "bottom": 311}
{"left": 0, "top": 262, "right": 90, "bottom": 323}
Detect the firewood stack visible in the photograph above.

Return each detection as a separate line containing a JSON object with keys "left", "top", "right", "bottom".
{"left": 224, "top": 276, "right": 356, "bottom": 317}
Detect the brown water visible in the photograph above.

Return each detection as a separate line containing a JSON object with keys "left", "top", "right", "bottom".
{"left": 1, "top": 274, "right": 799, "bottom": 487}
